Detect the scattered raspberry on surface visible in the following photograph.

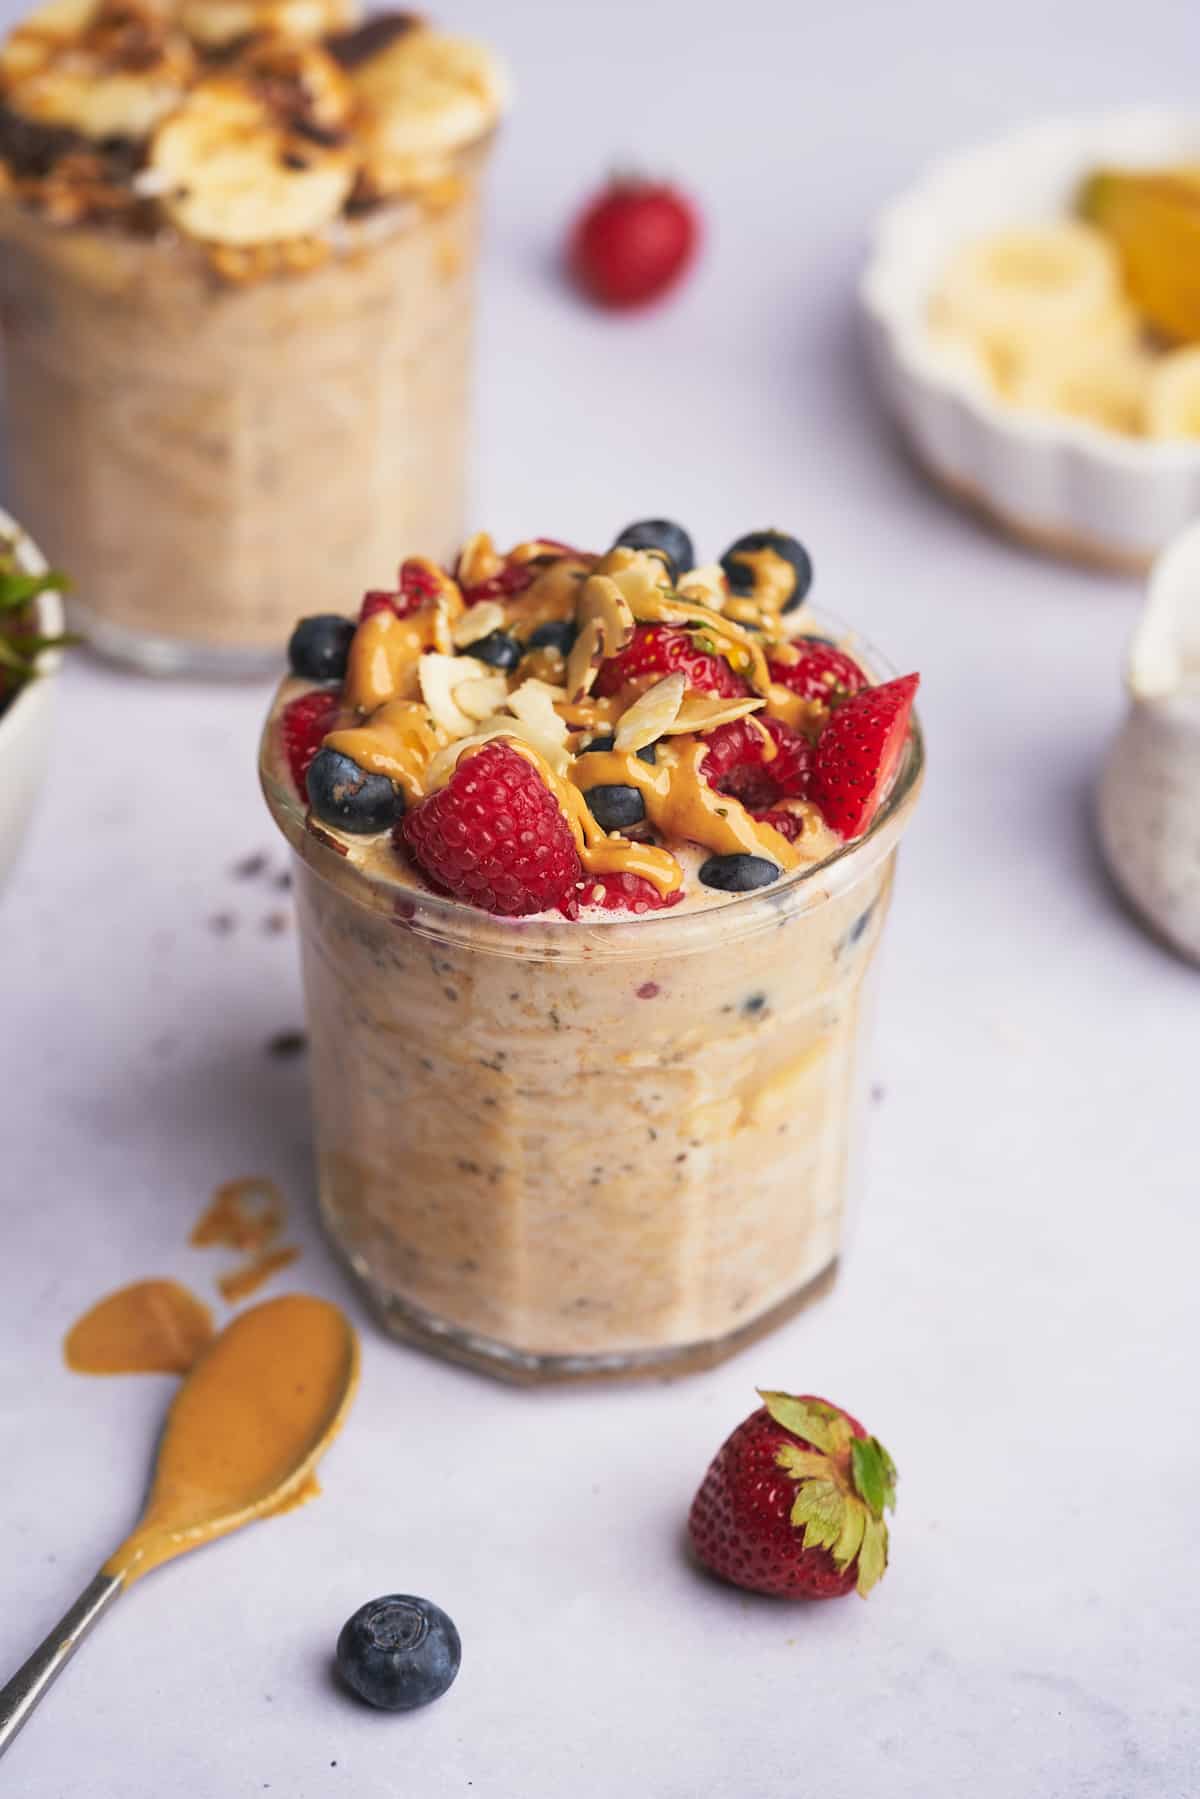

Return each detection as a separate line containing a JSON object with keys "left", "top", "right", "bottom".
{"left": 579, "top": 873, "right": 684, "bottom": 914}
{"left": 567, "top": 177, "right": 700, "bottom": 309}
{"left": 701, "top": 715, "right": 810, "bottom": 815}
{"left": 594, "top": 624, "right": 751, "bottom": 700}
{"left": 401, "top": 741, "right": 583, "bottom": 918}
{"left": 768, "top": 641, "right": 866, "bottom": 707}
{"left": 280, "top": 688, "right": 342, "bottom": 796}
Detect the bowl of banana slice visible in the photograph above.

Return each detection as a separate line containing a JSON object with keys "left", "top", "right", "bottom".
{"left": 860, "top": 108, "right": 1200, "bottom": 572}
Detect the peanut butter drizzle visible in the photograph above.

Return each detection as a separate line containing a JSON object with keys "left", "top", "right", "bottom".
{"left": 629, "top": 590, "right": 773, "bottom": 693}
{"left": 722, "top": 546, "right": 799, "bottom": 625}
{"left": 502, "top": 741, "right": 683, "bottom": 895}
{"left": 64, "top": 1280, "right": 214, "bottom": 1377}
{"left": 571, "top": 742, "right": 801, "bottom": 871}
{"left": 342, "top": 569, "right": 463, "bottom": 713}
{"left": 102, "top": 1295, "right": 359, "bottom": 1585}
{"left": 190, "top": 1178, "right": 300, "bottom": 1304}
{"left": 498, "top": 559, "right": 590, "bottom": 636}
{"left": 325, "top": 699, "right": 446, "bottom": 800}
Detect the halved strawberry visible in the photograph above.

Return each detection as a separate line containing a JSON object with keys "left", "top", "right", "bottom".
{"left": 701, "top": 715, "right": 810, "bottom": 814}
{"left": 280, "top": 688, "right": 342, "bottom": 796}
{"left": 768, "top": 640, "right": 866, "bottom": 708}
{"left": 460, "top": 561, "right": 539, "bottom": 607}
{"left": 808, "top": 674, "right": 919, "bottom": 839}
{"left": 360, "top": 559, "right": 444, "bottom": 622}
{"left": 594, "top": 623, "right": 751, "bottom": 700}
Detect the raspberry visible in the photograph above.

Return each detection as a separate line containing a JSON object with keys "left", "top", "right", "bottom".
{"left": 594, "top": 624, "right": 751, "bottom": 699}
{"left": 701, "top": 716, "right": 810, "bottom": 814}
{"left": 280, "top": 688, "right": 342, "bottom": 796}
{"left": 360, "top": 559, "right": 444, "bottom": 622}
{"left": 460, "top": 562, "right": 538, "bottom": 607}
{"left": 579, "top": 873, "right": 684, "bottom": 914}
{"left": 768, "top": 640, "right": 866, "bottom": 707}
{"left": 401, "top": 741, "right": 583, "bottom": 918}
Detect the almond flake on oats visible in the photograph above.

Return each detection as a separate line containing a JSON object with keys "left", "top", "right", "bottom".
{"left": 677, "top": 563, "right": 728, "bottom": 611}
{"left": 457, "top": 530, "right": 502, "bottom": 587}
{"left": 452, "top": 601, "right": 505, "bottom": 647}
{"left": 455, "top": 673, "right": 510, "bottom": 721}
{"left": 506, "top": 678, "right": 570, "bottom": 750}
{"left": 418, "top": 652, "right": 495, "bottom": 737}
{"left": 613, "top": 672, "right": 686, "bottom": 752}
{"left": 661, "top": 693, "right": 765, "bottom": 735}
{"left": 565, "top": 573, "right": 636, "bottom": 701}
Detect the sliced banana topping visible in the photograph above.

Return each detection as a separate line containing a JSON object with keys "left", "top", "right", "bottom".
{"left": 1145, "top": 346, "right": 1200, "bottom": 439}
{"left": 351, "top": 26, "right": 507, "bottom": 194}
{"left": 148, "top": 53, "right": 355, "bottom": 246}
{"left": 0, "top": 0, "right": 195, "bottom": 140}
{"left": 178, "top": 0, "right": 357, "bottom": 49}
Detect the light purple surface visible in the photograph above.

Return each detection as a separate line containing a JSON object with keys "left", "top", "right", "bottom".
{"left": 2, "top": 0, "right": 1198, "bottom": 1792}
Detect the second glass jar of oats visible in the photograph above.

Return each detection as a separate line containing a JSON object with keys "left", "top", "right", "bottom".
{"left": 0, "top": 2, "right": 507, "bottom": 673}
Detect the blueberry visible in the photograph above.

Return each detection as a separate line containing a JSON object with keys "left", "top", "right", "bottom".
{"left": 525, "top": 619, "right": 577, "bottom": 656}
{"left": 580, "top": 734, "right": 656, "bottom": 764}
{"left": 613, "top": 519, "right": 694, "bottom": 583}
{"left": 636, "top": 742, "right": 658, "bottom": 765}
{"left": 698, "top": 853, "right": 780, "bottom": 892}
{"left": 463, "top": 629, "right": 521, "bottom": 672}
{"left": 720, "top": 531, "right": 813, "bottom": 613}
{"left": 287, "top": 614, "right": 356, "bottom": 682}
{"left": 336, "top": 1595, "right": 461, "bottom": 1712}
{"left": 585, "top": 784, "right": 646, "bottom": 832}
{"left": 307, "top": 748, "right": 404, "bottom": 835}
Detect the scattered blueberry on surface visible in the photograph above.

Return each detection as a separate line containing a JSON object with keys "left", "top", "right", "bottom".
{"left": 464, "top": 629, "right": 522, "bottom": 672}
{"left": 613, "top": 519, "right": 695, "bottom": 582}
{"left": 287, "top": 614, "right": 356, "bottom": 682}
{"left": 336, "top": 1595, "right": 461, "bottom": 1713}
{"left": 526, "top": 619, "right": 578, "bottom": 656}
{"left": 720, "top": 531, "right": 813, "bottom": 613}
{"left": 698, "top": 853, "right": 780, "bottom": 892}
{"left": 307, "top": 748, "right": 404, "bottom": 835}
{"left": 585, "top": 784, "right": 646, "bottom": 832}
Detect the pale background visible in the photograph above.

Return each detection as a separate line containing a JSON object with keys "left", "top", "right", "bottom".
{"left": 3, "top": 0, "right": 1199, "bottom": 1794}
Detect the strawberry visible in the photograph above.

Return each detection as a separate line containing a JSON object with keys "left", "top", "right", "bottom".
{"left": 567, "top": 176, "right": 700, "bottom": 309}
{"left": 360, "top": 559, "right": 444, "bottom": 622}
{"left": 700, "top": 715, "right": 810, "bottom": 815}
{"left": 460, "top": 561, "right": 538, "bottom": 608}
{"left": 688, "top": 1390, "right": 897, "bottom": 1600}
{"left": 809, "top": 673, "right": 919, "bottom": 839}
{"left": 768, "top": 640, "right": 867, "bottom": 708}
{"left": 593, "top": 624, "right": 751, "bottom": 700}
{"left": 280, "top": 688, "right": 342, "bottom": 796}
{"left": 579, "top": 873, "right": 684, "bottom": 915}
{"left": 401, "top": 741, "right": 583, "bottom": 918}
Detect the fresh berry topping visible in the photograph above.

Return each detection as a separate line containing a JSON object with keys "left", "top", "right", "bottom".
{"left": 700, "top": 715, "right": 810, "bottom": 815}
{"left": 583, "top": 783, "right": 646, "bottom": 833}
{"left": 580, "top": 732, "right": 657, "bottom": 764}
{"left": 524, "top": 619, "right": 578, "bottom": 656}
{"left": 336, "top": 1594, "right": 461, "bottom": 1712}
{"left": 287, "top": 613, "right": 356, "bottom": 683}
{"left": 613, "top": 518, "right": 694, "bottom": 582}
{"left": 360, "top": 560, "right": 443, "bottom": 623}
{"left": 280, "top": 688, "right": 341, "bottom": 795}
{"left": 462, "top": 629, "right": 522, "bottom": 672}
{"left": 460, "top": 561, "right": 538, "bottom": 607}
{"left": 768, "top": 640, "right": 866, "bottom": 707}
{"left": 567, "top": 178, "right": 700, "bottom": 309}
{"left": 721, "top": 530, "right": 813, "bottom": 613}
{"left": 307, "top": 748, "right": 404, "bottom": 836}
{"left": 809, "top": 674, "right": 919, "bottom": 840}
{"left": 593, "top": 623, "right": 751, "bottom": 700}
{"left": 754, "top": 807, "right": 807, "bottom": 843}
{"left": 698, "top": 853, "right": 779, "bottom": 892}
{"left": 360, "top": 590, "right": 402, "bottom": 622}
{"left": 580, "top": 873, "right": 683, "bottom": 914}
{"left": 402, "top": 741, "right": 583, "bottom": 918}
{"left": 688, "top": 1390, "right": 896, "bottom": 1600}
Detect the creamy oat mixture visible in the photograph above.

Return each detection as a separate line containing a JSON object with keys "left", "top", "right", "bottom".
{"left": 260, "top": 528, "right": 922, "bottom": 1375}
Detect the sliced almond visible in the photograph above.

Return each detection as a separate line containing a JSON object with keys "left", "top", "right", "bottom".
{"left": 661, "top": 693, "right": 765, "bottom": 736}
{"left": 424, "top": 714, "right": 570, "bottom": 792}
{"left": 506, "top": 678, "right": 570, "bottom": 753}
{"left": 613, "top": 672, "right": 686, "bottom": 752}
{"left": 456, "top": 531, "right": 502, "bottom": 588}
{"left": 565, "top": 573, "right": 635, "bottom": 701}
{"left": 455, "top": 673, "right": 509, "bottom": 721}
{"left": 677, "top": 563, "right": 728, "bottom": 611}
{"left": 417, "top": 651, "right": 493, "bottom": 737}
{"left": 452, "top": 600, "right": 505, "bottom": 647}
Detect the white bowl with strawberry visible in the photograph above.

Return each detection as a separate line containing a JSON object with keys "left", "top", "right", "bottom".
{"left": 0, "top": 510, "right": 68, "bottom": 892}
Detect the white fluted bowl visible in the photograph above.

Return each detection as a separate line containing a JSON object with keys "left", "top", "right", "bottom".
{"left": 0, "top": 510, "right": 62, "bottom": 891}
{"left": 860, "top": 108, "right": 1200, "bottom": 572}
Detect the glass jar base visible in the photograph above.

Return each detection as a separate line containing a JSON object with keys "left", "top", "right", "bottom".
{"left": 73, "top": 604, "right": 284, "bottom": 680}
{"left": 332, "top": 1236, "right": 840, "bottom": 1385}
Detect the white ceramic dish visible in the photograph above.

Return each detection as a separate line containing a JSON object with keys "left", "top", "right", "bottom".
{"left": 0, "top": 510, "right": 62, "bottom": 891}
{"left": 1097, "top": 518, "right": 1200, "bottom": 963}
{"left": 860, "top": 108, "right": 1200, "bottom": 571}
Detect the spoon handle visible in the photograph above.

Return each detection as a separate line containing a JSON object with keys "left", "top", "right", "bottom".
{"left": 0, "top": 1570, "right": 124, "bottom": 1758}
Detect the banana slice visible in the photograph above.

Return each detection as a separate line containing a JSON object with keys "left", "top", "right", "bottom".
{"left": 932, "top": 222, "right": 1124, "bottom": 378}
{"left": 1011, "top": 333, "right": 1152, "bottom": 436}
{"left": 178, "top": 0, "right": 357, "bottom": 49}
{"left": 0, "top": 0, "right": 195, "bottom": 140}
{"left": 1145, "top": 347, "right": 1200, "bottom": 439}
{"left": 148, "top": 53, "right": 354, "bottom": 245}
{"left": 351, "top": 27, "right": 508, "bottom": 194}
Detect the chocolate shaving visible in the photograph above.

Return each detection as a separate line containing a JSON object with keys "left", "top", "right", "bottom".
{"left": 325, "top": 11, "right": 420, "bottom": 68}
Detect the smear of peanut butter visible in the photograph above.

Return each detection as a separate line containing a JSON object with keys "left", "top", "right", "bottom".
{"left": 191, "top": 1176, "right": 300, "bottom": 1302}
{"left": 64, "top": 1280, "right": 215, "bottom": 1376}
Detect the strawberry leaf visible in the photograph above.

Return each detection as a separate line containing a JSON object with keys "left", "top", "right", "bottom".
{"left": 774, "top": 1444, "right": 834, "bottom": 1484}
{"left": 758, "top": 1390, "right": 853, "bottom": 1456}
{"left": 850, "top": 1436, "right": 898, "bottom": 1518}
{"left": 856, "top": 1515, "right": 889, "bottom": 1597}
{"left": 0, "top": 567, "right": 69, "bottom": 612}
{"left": 788, "top": 1478, "right": 846, "bottom": 1553}
{"left": 832, "top": 1496, "right": 867, "bottom": 1570}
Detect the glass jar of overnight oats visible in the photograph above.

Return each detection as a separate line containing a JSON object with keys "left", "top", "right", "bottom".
{"left": 259, "top": 527, "right": 924, "bottom": 1382}
{"left": 0, "top": 4, "right": 506, "bottom": 675}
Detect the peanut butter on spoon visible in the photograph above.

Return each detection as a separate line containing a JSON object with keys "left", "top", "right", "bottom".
{"left": 0, "top": 1295, "right": 359, "bottom": 1756}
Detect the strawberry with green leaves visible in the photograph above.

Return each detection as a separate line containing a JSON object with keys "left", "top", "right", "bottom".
{"left": 688, "top": 1390, "right": 897, "bottom": 1600}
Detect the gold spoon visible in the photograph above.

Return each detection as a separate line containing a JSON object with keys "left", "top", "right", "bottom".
{"left": 0, "top": 1293, "right": 359, "bottom": 1758}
